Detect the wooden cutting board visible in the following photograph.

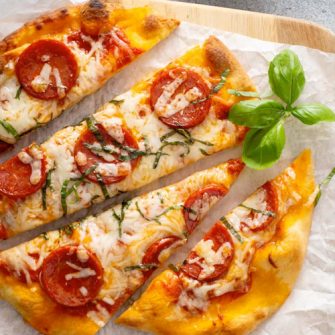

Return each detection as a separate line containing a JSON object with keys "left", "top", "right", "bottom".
{"left": 124, "top": 0, "right": 335, "bottom": 53}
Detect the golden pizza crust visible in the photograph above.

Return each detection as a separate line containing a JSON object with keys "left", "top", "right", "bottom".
{"left": 204, "top": 35, "right": 256, "bottom": 92}
{"left": 117, "top": 150, "right": 316, "bottom": 335}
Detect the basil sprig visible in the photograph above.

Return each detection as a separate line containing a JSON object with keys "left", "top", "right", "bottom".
{"left": 229, "top": 49, "right": 335, "bottom": 169}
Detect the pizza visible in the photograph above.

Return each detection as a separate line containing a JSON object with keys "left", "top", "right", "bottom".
{"left": 0, "top": 159, "right": 244, "bottom": 335}
{"left": 0, "top": 36, "right": 256, "bottom": 240}
{"left": 0, "top": 0, "right": 179, "bottom": 149}
{"left": 117, "top": 149, "right": 318, "bottom": 335}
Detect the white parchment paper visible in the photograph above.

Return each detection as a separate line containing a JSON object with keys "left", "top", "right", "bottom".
{"left": 0, "top": 1, "right": 334, "bottom": 334}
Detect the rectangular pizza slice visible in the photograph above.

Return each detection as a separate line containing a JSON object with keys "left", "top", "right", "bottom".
{"left": 0, "top": 159, "right": 244, "bottom": 335}
{"left": 0, "top": 36, "right": 256, "bottom": 239}
{"left": 0, "top": 0, "right": 179, "bottom": 147}
{"left": 117, "top": 149, "right": 317, "bottom": 335}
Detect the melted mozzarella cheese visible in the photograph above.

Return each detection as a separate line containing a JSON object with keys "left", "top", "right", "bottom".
{"left": 101, "top": 117, "right": 124, "bottom": 143}
{"left": 189, "top": 193, "right": 219, "bottom": 221}
{"left": 17, "top": 147, "right": 43, "bottom": 185}
{"left": 64, "top": 262, "right": 96, "bottom": 281}
{"left": 31, "top": 63, "right": 52, "bottom": 93}
{"left": 95, "top": 161, "right": 131, "bottom": 177}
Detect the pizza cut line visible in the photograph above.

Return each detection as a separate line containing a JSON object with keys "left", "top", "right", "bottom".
{"left": 117, "top": 149, "right": 317, "bottom": 335}
{"left": 0, "top": 35, "right": 256, "bottom": 240}
{"left": 0, "top": 0, "right": 179, "bottom": 147}
{"left": 0, "top": 159, "right": 244, "bottom": 335}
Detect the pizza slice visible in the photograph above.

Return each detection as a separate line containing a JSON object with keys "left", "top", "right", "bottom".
{"left": 0, "top": 36, "right": 256, "bottom": 239}
{"left": 0, "top": 0, "right": 179, "bottom": 148}
{"left": 0, "top": 159, "right": 244, "bottom": 335}
{"left": 117, "top": 149, "right": 317, "bottom": 335}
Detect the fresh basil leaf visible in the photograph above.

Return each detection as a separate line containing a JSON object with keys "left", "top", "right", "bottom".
{"left": 268, "top": 49, "right": 305, "bottom": 105}
{"left": 229, "top": 100, "right": 285, "bottom": 128}
{"left": 292, "top": 104, "right": 335, "bottom": 125}
{"left": 242, "top": 121, "right": 286, "bottom": 170}
{"left": 227, "top": 89, "right": 259, "bottom": 98}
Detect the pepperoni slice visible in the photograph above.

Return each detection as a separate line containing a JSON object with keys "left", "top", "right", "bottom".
{"left": 150, "top": 67, "right": 211, "bottom": 129}
{"left": 141, "top": 236, "right": 181, "bottom": 279}
{"left": 40, "top": 245, "right": 103, "bottom": 307}
{"left": 181, "top": 223, "right": 234, "bottom": 282}
{"left": 0, "top": 145, "right": 46, "bottom": 199}
{"left": 74, "top": 123, "right": 140, "bottom": 185}
{"left": 16, "top": 40, "right": 78, "bottom": 100}
{"left": 240, "top": 182, "right": 277, "bottom": 232}
{"left": 183, "top": 185, "right": 228, "bottom": 234}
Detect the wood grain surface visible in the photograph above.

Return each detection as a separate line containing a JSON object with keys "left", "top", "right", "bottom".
{"left": 124, "top": 0, "right": 335, "bottom": 53}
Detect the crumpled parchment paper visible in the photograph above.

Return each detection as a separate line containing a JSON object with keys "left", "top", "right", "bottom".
{"left": 0, "top": 1, "right": 334, "bottom": 334}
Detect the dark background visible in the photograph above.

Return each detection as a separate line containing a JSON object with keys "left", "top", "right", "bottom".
{"left": 173, "top": 0, "right": 335, "bottom": 31}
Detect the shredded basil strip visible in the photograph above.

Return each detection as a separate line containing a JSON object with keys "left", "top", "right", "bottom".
{"left": 42, "top": 168, "right": 55, "bottom": 210}
{"left": 213, "top": 69, "right": 231, "bottom": 93}
{"left": 112, "top": 200, "right": 131, "bottom": 238}
{"left": 192, "top": 69, "right": 230, "bottom": 105}
{"left": 315, "top": 167, "right": 335, "bottom": 205}
{"left": 240, "top": 204, "right": 276, "bottom": 217}
{"left": 227, "top": 89, "right": 259, "bottom": 98}
{"left": 220, "top": 216, "right": 243, "bottom": 243}
{"left": 109, "top": 99, "right": 124, "bottom": 105}
{"left": 168, "top": 264, "right": 179, "bottom": 273}
{"left": 154, "top": 129, "right": 213, "bottom": 168}
{"left": 0, "top": 119, "right": 19, "bottom": 140}
{"left": 199, "top": 148, "right": 210, "bottom": 156}
{"left": 15, "top": 86, "right": 22, "bottom": 100}
{"left": 61, "top": 165, "right": 98, "bottom": 215}
{"left": 59, "top": 222, "right": 80, "bottom": 236}
{"left": 136, "top": 201, "right": 184, "bottom": 224}
{"left": 95, "top": 173, "right": 110, "bottom": 199}
{"left": 124, "top": 263, "right": 158, "bottom": 271}
{"left": 40, "top": 232, "right": 49, "bottom": 240}
{"left": 85, "top": 117, "right": 105, "bottom": 145}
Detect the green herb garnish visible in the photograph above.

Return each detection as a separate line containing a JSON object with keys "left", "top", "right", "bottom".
{"left": 112, "top": 200, "right": 131, "bottom": 237}
{"left": 95, "top": 173, "right": 110, "bottom": 199}
{"left": 227, "top": 89, "right": 259, "bottom": 98}
{"left": 124, "top": 263, "right": 158, "bottom": 271}
{"left": 59, "top": 222, "right": 80, "bottom": 236}
{"left": 15, "top": 86, "right": 22, "bottom": 100}
{"left": 314, "top": 167, "right": 335, "bottom": 205}
{"left": 40, "top": 232, "right": 49, "bottom": 240}
{"left": 240, "top": 204, "right": 276, "bottom": 217}
{"left": 199, "top": 148, "right": 210, "bottom": 156}
{"left": 192, "top": 69, "right": 230, "bottom": 104}
{"left": 168, "top": 264, "right": 179, "bottom": 273}
{"left": 61, "top": 165, "right": 97, "bottom": 215}
{"left": 228, "top": 49, "right": 335, "bottom": 170}
{"left": 220, "top": 216, "right": 243, "bottom": 243}
{"left": 42, "top": 168, "right": 55, "bottom": 210}
{"left": 0, "top": 119, "right": 20, "bottom": 140}
{"left": 135, "top": 201, "right": 184, "bottom": 224}
{"left": 85, "top": 117, "right": 105, "bottom": 145}
{"left": 110, "top": 99, "right": 124, "bottom": 105}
